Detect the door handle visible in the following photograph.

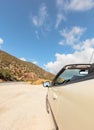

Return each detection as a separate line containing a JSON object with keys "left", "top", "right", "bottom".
{"left": 53, "top": 93, "right": 57, "bottom": 100}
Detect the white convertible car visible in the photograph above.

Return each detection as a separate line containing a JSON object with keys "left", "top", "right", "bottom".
{"left": 43, "top": 63, "right": 94, "bottom": 130}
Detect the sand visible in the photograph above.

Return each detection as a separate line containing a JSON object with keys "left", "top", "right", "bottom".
{"left": 0, "top": 82, "right": 55, "bottom": 130}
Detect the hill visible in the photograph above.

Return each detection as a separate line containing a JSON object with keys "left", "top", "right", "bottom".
{"left": 0, "top": 50, "right": 54, "bottom": 83}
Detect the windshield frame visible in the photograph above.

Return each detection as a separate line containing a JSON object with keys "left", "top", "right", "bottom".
{"left": 52, "top": 64, "right": 91, "bottom": 86}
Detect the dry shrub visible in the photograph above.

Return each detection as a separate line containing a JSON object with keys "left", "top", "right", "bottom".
{"left": 31, "top": 79, "right": 50, "bottom": 85}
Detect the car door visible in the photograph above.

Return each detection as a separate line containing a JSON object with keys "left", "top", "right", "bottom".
{"left": 48, "top": 86, "right": 63, "bottom": 129}
{"left": 48, "top": 79, "right": 94, "bottom": 130}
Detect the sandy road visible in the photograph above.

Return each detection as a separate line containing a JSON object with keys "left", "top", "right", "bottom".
{"left": 0, "top": 82, "right": 55, "bottom": 130}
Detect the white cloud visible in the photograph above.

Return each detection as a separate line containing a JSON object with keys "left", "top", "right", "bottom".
{"left": 31, "top": 3, "right": 51, "bottom": 38}
{"left": 67, "top": 0, "right": 94, "bottom": 11}
{"left": 56, "top": 0, "right": 94, "bottom": 11}
{"left": 55, "top": 13, "right": 66, "bottom": 29}
{"left": 56, "top": 0, "right": 65, "bottom": 10}
{"left": 32, "top": 16, "right": 38, "bottom": 26}
{"left": 32, "top": 61, "right": 38, "bottom": 65}
{"left": 55, "top": 0, "right": 94, "bottom": 28}
{"left": 20, "top": 58, "right": 38, "bottom": 65}
{"left": 55, "top": 0, "right": 66, "bottom": 28}
{"left": 59, "top": 26, "right": 86, "bottom": 47}
{"left": 74, "top": 38, "right": 94, "bottom": 50}
{"left": 32, "top": 3, "right": 48, "bottom": 27}
{"left": 45, "top": 38, "right": 94, "bottom": 74}
{"left": 0, "top": 38, "right": 4, "bottom": 48}
{"left": 31, "top": 59, "right": 38, "bottom": 65}
{"left": 20, "top": 58, "right": 26, "bottom": 61}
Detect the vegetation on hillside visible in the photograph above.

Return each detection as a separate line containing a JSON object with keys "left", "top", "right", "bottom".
{"left": 0, "top": 50, "right": 54, "bottom": 84}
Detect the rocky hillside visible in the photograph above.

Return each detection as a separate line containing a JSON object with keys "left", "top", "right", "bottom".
{"left": 0, "top": 50, "right": 54, "bottom": 83}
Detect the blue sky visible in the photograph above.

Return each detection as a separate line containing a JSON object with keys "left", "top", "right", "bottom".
{"left": 0, "top": 0, "right": 94, "bottom": 73}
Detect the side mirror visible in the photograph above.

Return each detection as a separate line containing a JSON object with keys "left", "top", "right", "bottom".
{"left": 43, "top": 81, "right": 51, "bottom": 87}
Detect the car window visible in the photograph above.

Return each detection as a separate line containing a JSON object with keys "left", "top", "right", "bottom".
{"left": 54, "top": 69, "right": 89, "bottom": 86}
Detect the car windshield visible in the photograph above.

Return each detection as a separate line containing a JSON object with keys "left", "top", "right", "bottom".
{"left": 54, "top": 64, "right": 90, "bottom": 86}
